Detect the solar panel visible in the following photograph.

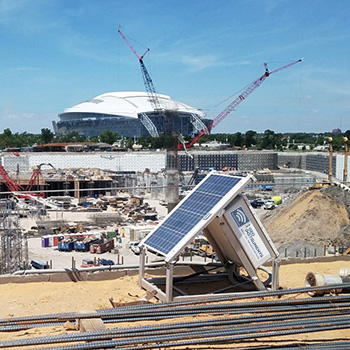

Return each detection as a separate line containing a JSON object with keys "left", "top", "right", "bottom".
{"left": 141, "top": 173, "right": 251, "bottom": 261}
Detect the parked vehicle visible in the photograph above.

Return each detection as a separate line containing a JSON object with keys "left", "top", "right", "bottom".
{"left": 130, "top": 242, "right": 141, "bottom": 255}
{"left": 31, "top": 260, "right": 48, "bottom": 269}
{"left": 271, "top": 196, "right": 282, "bottom": 205}
{"left": 263, "top": 200, "right": 276, "bottom": 210}
{"left": 99, "top": 258, "right": 115, "bottom": 266}
{"left": 260, "top": 184, "right": 273, "bottom": 191}
{"left": 81, "top": 258, "right": 96, "bottom": 268}
{"left": 250, "top": 198, "right": 265, "bottom": 208}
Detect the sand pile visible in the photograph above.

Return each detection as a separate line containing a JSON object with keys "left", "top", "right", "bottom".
{"left": 262, "top": 187, "right": 350, "bottom": 245}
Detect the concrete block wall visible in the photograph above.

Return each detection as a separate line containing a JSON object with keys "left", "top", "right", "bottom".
{"left": 8, "top": 150, "right": 345, "bottom": 178}
{"left": 178, "top": 151, "right": 277, "bottom": 172}
{"left": 237, "top": 152, "right": 278, "bottom": 170}
{"left": 277, "top": 153, "right": 303, "bottom": 168}
{"left": 305, "top": 153, "right": 336, "bottom": 176}
{"left": 3, "top": 152, "right": 167, "bottom": 173}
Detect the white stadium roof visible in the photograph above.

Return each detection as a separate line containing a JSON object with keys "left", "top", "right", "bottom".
{"left": 59, "top": 91, "right": 205, "bottom": 119}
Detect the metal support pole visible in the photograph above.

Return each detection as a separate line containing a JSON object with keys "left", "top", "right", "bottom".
{"left": 165, "top": 262, "right": 174, "bottom": 302}
{"left": 271, "top": 258, "right": 280, "bottom": 291}
{"left": 139, "top": 246, "right": 146, "bottom": 286}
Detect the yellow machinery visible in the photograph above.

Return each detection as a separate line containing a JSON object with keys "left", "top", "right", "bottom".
{"left": 199, "top": 237, "right": 215, "bottom": 257}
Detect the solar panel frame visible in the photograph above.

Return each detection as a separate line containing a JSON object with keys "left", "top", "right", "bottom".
{"left": 140, "top": 172, "right": 253, "bottom": 263}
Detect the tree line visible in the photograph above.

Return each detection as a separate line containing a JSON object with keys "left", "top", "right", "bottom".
{"left": 1, "top": 127, "right": 350, "bottom": 152}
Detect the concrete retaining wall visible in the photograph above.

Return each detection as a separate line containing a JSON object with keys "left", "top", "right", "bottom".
{"left": 2, "top": 255, "right": 350, "bottom": 285}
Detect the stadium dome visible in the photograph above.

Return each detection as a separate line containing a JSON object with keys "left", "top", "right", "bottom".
{"left": 53, "top": 91, "right": 210, "bottom": 138}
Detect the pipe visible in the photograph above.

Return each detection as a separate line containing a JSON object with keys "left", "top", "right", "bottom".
{"left": 339, "top": 267, "right": 350, "bottom": 277}
{"left": 305, "top": 272, "right": 350, "bottom": 295}
{"left": 12, "top": 261, "right": 223, "bottom": 275}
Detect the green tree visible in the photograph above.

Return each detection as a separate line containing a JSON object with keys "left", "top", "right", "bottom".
{"left": 332, "top": 136, "right": 344, "bottom": 151}
{"left": 41, "top": 128, "right": 54, "bottom": 144}
{"left": 258, "top": 129, "right": 275, "bottom": 149}
{"left": 99, "top": 129, "right": 118, "bottom": 144}
{"left": 124, "top": 136, "right": 134, "bottom": 149}
{"left": 137, "top": 136, "right": 152, "bottom": 148}
{"left": 244, "top": 130, "right": 256, "bottom": 148}
{"left": 89, "top": 136, "right": 99, "bottom": 143}
{"left": 60, "top": 131, "right": 87, "bottom": 143}
{"left": 3, "top": 128, "right": 12, "bottom": 138}
{"left": 234, "top": 132, "right": 244, "bottom": 147}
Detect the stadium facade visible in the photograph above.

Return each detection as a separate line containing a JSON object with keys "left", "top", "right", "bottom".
{"left": 53, "top": 91, "right": 210, "bottom": 138}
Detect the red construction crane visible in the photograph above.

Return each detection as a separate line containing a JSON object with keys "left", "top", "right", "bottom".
{"left": 0, "top": 164, "right": 46, "bottom": 199}
{"left": 25, "top": 163, "right": 55, "bottom": 197}
{"left": 118, "top": 27, "right": 162, "bottom": 112}
{"left": 179, "top": 58, "right": 303, "bottom": 149}
{"left": 0, "top": 165, "right": 24, "bottom": 194}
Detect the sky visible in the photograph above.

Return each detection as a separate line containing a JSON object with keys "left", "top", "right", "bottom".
{"left": 0, "top": 0, "right": 350, "bottom": 135}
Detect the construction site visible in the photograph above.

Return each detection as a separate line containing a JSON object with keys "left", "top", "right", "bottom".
{"left": 1, "top": 23, "right": 350, "bottom": 349}
{"left": 0, "top": 140, "right": 349, "bottom": 349}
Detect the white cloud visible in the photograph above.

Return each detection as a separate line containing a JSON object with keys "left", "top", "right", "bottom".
{"left": 0, "top": 107, "right": 54, "bottom": 133}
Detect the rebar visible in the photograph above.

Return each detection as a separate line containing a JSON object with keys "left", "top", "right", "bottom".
{"left": 1, "top": 308, "right": 350, "bottom": 348}
{"left": 2, "top": 286, "right": 350, "bottom": 349}
{"left": 22, "top": 316, "right": 350, "bottom": 350}
{"left": 2, "top": 293, "right": 350, "bottom": 328}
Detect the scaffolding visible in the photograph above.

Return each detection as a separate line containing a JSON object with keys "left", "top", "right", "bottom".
{"left": 0, "top": 200, "right": 28, "bottom": 274}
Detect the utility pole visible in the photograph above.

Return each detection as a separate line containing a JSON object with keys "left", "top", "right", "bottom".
{"left": 328, "top": 137, "right": 333, "bottom": 183}
{"left": 344, "top": 137, "right": 348, "bottom": 185}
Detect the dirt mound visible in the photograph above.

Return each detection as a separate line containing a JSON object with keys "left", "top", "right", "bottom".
{"left": 262, "top": 189, "right": 350, "bottom": 245}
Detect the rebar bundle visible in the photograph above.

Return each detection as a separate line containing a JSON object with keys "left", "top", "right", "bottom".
{"left": 1, "top": 285, "right": 350, "bottom": 349}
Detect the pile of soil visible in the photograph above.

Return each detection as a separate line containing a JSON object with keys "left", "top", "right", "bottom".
{"left": 262, "top": 187, "right": 350, "bottom": 245}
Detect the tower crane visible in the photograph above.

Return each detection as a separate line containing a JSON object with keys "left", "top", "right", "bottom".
{"left": 179, "top": 58, "right": 303, "bottom": 149}
{"left": 118, "top": 27, "right": 162, "bottom": 137}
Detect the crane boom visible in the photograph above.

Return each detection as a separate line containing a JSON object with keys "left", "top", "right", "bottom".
{"left": 118, "top": 28, "right": 163, "bottom": 113}
{"left": 117, "top": 29, "right": 149, "bottom": 61}
{"left": 0, "top": 165, "right": 24, "bottom": 193}
{"left": 182, "top": 58, "right": 303, "bottom": 149}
